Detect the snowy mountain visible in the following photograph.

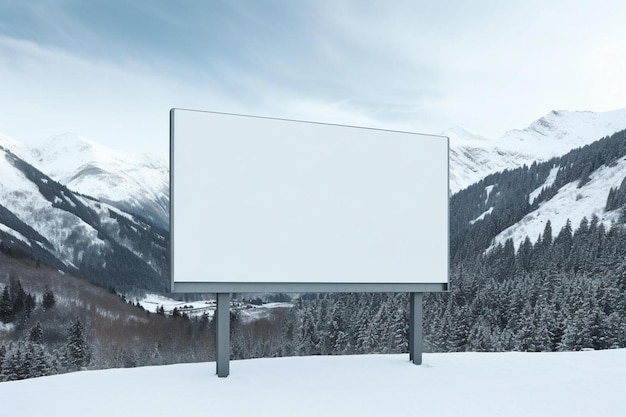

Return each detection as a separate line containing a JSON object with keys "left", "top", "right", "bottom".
{"left": 0, "top": 136, "right": 169, "bottom": 292}
{"left": 11, "top": 108, "right": 626, "bottom": 233}
{"left": 2, "top": 107, "right": 625, "bottom": 292}
{"left": 447, "top": 130, "right": 534, "bottom": 195}
{"left": 450, "top": 128, "right": 626, "bottom": 260}
{"left": 448, "top": 108, "right": 626, "bottom": 193}
{"left": 491, "top": 155, "right": 626, "bottom": 250}
{"left": 498, "top": 109, "right": 626, "bottom": 155}
{"left": 30, "top": 133, "right": 169, "bottom": 229}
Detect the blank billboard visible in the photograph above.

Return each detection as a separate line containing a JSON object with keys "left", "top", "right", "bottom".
{"left": 171, "top": 109, "right": 448, "bottom": 292}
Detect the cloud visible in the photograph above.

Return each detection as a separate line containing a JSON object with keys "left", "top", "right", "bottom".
{"left": 1, "top": 0, "right": 626, "bottom": 157}
{"left": 0, "top": 36, "right": 251, "bottom": 159}
{"left": 301, "top": 0, "right": 626, "bottom": 137}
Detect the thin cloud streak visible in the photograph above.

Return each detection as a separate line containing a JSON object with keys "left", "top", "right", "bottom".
{"left": 0, "top": 36, "right": 242, "bottom": 159}
{"left": 0, "top": 1, "right": 625, "bottom": 156}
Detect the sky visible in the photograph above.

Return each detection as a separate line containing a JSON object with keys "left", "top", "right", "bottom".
{"left": 1, "top": 0, "right": 625, "bottom": 160}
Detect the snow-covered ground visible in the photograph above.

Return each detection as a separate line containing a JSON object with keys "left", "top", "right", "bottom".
{"left": 238, "top": 302, "right": 294, "bottom": 323}
{"left": 528, "top": 165, "right": 560, "bottom": 204}
{"left": 137, "top": 293, "right": 292, "bottom": 321}
{"left": 1, "top": 350, "right": 624, "bottom": 416}
{"left": 137, "top": 293, "right": 216, "bottom": 316}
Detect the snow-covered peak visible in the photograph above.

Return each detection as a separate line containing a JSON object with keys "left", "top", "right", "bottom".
{"left": 30, "top": 133, "right": 160, "bottom": 178}
{"left": 29, "top": 133, "right": 169, "bottom": 228}
{"left": 442, "top": 126, "right": 493, "bottom": 147}
{"left": 33, "top": 132, "right": 98, "bottom": 155}
{"left": 449, "top": 108, "right": 626, "bottom": 193}
{"left": 0, "top": 131, "right": 31, "bottom": 161}
{"left": 497, "top": 108, "right": 626, "bottom": 158}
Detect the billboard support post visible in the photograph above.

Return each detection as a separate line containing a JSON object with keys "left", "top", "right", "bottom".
{"left": 409, "top": 292, "right": 423, "bottom": 365}
{"left": 216, "top": 293, "right": 230, "bottom": 377}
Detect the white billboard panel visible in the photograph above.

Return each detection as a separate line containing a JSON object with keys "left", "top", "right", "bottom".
{"left": 171, "top": 109, "right": 448, "bottom": 292}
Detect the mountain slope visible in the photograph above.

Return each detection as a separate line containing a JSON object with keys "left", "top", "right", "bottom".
{"left": 498, "top": 108, "right": 626, "bottom": 155}
{"left": 450, "top": 128, "right": 626, "bottom": 261}
{"left": 448, "top": 108, "right": 626, "bottom": 193}
{"left": 491, "top": 155, "right": 626, "bottom": 250}
{"left": 0, "top": 138, "right": 169, "bottom": 292}
{"left": 17, "top": 109, "right": 626, "bottom": 227}
{"left": 30, "top": 133, "right": 169, "bottom": 229}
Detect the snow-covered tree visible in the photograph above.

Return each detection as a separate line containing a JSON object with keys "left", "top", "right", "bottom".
{"left": 66, "top": 318, "right": 90, "bottom": 371}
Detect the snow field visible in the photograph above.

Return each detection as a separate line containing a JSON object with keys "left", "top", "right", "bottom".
{"left": 137, "top": 293, "right": 215, "bottom": 316}
{"left": 137, "top": 293, "right": 293, "bottom": 322}
{"left": 1, "top": 350, "right": 624, "bottom": 417}
{"left": 492, "top": 156, "right": 626, "bottom": 250}
{"left": 528, "top": 165, "right": 560, "bottom": 204}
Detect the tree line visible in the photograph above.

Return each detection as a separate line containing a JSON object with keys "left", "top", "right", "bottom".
{"left": 224, "top": 214, "right": 626, "bottom": 358}
{"left": 0, "top": 279, "right": 89, "bottom": 381}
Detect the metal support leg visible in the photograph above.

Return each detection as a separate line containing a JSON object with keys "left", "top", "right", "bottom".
{"left": 409, "top": 293, "right": 414, "bottom": 362}
{"left": 216, "top": 293, "right": 230, "bottom": 377}
{"left": 409, "top": 292, "right": 423, "bottom": 365}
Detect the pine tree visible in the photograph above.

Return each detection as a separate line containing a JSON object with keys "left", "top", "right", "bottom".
{"left": 42, "top": 287, "right": 55, "bottom": 310}
{"left": 0, "top": 344, "right": 6, "bottom": 371}
{"left": 278, "top": 307, "right": 297, "bottom": 356}
{"left": 29, "top": 322, "right": 44, "bottom": 344}
{"left": 517, "top": 236, "right": 534, "bottom": 272}
{"left": 10, "top": 278, "right": 26, "bottom": 317}
{"left": 571, "top": 217, "right": 590, "bottom": 273}
{"left": 28, "top": 343, "right": 52, "bottom": 378}
{"left": 21, "top": 343, "right": 33, "bottom": 379}
{"left": 553, "top": 219, "right": 573, "bottom": 270}
{"left": 297, "top": 307, "right": 320, "bottom": 355}
{"left": 66, "top": 318, "right": 90, "bottom": 371}
{"left": 24, "top": 293, "right": 36, "bottom": 318}
{"left": 587, "top": 309, "right": 608, "bottom": 350}
{"left": 390, "top": 302, "right": 409, "bottom": 353}
{"left": 0, "top": 286, "right": 14, "bottom": 323}
{"left": 327, "top": 302, "right": 346, "bottom": 354}
{"left": 542, "top": 220, "right": 553, "bottom": 247}
{"left": 2, "top": 348, "right": 22, "bottom": 381}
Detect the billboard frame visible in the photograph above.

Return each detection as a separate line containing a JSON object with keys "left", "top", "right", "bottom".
{"left": 169, "top": 108, "right": 449, "bottom": 376}
{"left": 170, "top": 108, "right": 449, "bottom": 294}
{"left": 173, "top": 281, "right": 448, "bottom": 293}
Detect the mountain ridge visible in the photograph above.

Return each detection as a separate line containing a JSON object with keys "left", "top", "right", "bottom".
{"left": 29, "top": 133, "right": 169, "bottom": 229}
{"left": 2, "top": 107, "right": 626, "bottom": 293}
{"left": 0, "top": 143, "right": 169, "bottom": 292}
{"left": 447, "top": 107, "right": 626, "bottom": 193}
